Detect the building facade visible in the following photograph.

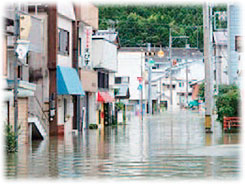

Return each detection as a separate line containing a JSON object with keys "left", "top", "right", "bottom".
{"left": 92, "top": 31, "right": 119, "bottom": 127}
{"left": 3, "top": 4, "right": 37, "bottom": 145}
{"left": 227, "top": 4, "right": 242, "bottom": 85}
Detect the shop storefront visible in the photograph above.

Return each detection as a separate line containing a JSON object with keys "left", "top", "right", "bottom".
{"left": 56, "top": 65, "right": 85, "bottom": 135}
{"left": 96, "top": 91, "right": 114, "bottom": 127}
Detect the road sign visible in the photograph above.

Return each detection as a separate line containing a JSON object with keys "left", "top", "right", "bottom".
{"left": 137, "top": 84, "right": 142, "bottom": 90}
{"left": 148, "top": 58, "right": 155, "bottom": 66}
{"left": 16, "top": 40, "right": 30, "bottom": 60}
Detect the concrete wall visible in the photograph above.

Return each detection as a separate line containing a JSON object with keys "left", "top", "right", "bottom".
{"left": 228, "top": 4, "right": 242, "bottom": 84}
{"left": 88, "top": 93, "right": 96, "bottom": 124}
{"left": 92, "top": 39, "right": 118, "bottom": 72}
{"left": 80, "top": 69, "right": 97, "bottom": 92}
{"left": 9, "top": 98, "right": 29, "bottom": 145}
{"left": 79, "top": 3, "right": 98, "bottom": 30}
{"left": 57, "top": 95, "right": 73, "bottom": 133}
{"left": 218, "top": 45, "right": 229, "bottom": 85}
{"left": 27, "top": 12, "right": 50, "bottom": 133}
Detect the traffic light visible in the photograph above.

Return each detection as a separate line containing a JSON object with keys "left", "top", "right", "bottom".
{"left": 19, "top": 15, "right": 32, "bottom": 40}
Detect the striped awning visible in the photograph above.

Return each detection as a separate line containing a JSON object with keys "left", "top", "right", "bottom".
{"left": 97, "top": 91, "right": 114, "bottom": 103}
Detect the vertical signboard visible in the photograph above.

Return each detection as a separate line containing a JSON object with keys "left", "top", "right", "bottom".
{"left": 84, "top": 26, "right": 92, "bottom": 66}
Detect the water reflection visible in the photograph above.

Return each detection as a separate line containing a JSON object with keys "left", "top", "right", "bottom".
{"left": 5, "top": 110, "right": 240, "bottom": 179}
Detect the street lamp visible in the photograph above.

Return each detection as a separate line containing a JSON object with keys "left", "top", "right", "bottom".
{"left": 158, "top": 45, "right": 164, "bottom": 58}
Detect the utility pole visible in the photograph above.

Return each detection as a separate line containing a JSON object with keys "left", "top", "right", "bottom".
{"left": 203, "top": 3, "right": 213, "bottom": 133}
{"left": 148, "top": 66, "right": 152, "bottom": 115}
{"left": 14, "top": 6, "right": 20, "bottom": 146}
{"left": 169, "top": 28, "right": 173, "bottom": 107}
{"left": 185, "top": 44, "right": 189, "bottom": 105}
{"left": 140, "top": 48, "right": 143, "bottom": 120}
{"left": 147, "top": 43, "right": 152, "bottom": 115}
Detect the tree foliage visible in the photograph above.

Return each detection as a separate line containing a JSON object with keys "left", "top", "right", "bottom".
{"left": 98, "top": 5, "right": 227, "bottom": 49}
{"left": 216, "top": 85, "right": 240, "bottom": 122}
{"left": 198, "top": 82, "right": 205, "bottom": 101}
{"left": 98, "top": 5, "right": 204, "bottom": 49}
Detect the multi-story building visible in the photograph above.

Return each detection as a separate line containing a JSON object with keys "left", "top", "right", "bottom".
{"left": 3, "top": 5, "right": 37, "bottom": 145}
{"left": 116, "top": 47, "right": 147, "bottom": 116}
{"left": 26, "top": 2, "right": 98, "bottom": 138}
{"left": 92, "top": 30, "right": 119, "bottom": 127}
{"left": 76, "top": 3, "right": 99, "bottom": 129}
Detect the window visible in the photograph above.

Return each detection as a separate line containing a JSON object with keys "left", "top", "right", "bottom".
{"left": 167, "top": 84, "right": 176, "bottom": 89}
{"left": 105, "top": 73, "right": 109, "bottom": 89}
{"left": 122, "top": 77, "right": 129, "bottom": 84}
{"left": 17, "top": 65, "right": 22, "bottom": 80}
{"left": 115, "top": 76, "right": 129, "bottom": 84}
{"left": 58, "top": 28, "right": 69, "bottom": 55}
{"left": 98, "top": 71, "right": 109, "bottom": 89}
{"left": 115, "top": 77, "right": 121, "bottom": 84}
{"left": 179, "top": 82, "right": 184, "bottom": 87}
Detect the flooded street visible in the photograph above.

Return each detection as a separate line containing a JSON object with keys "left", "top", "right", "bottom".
{"left": 5, "top": 110, "right": 240, "bottom": 180}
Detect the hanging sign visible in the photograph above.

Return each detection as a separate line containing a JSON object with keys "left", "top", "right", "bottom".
{"left": 84, "top": 26, "right": 92, "bottom": 65}
{"left": 15, "top": 40, "right": 30, "bottom": 60}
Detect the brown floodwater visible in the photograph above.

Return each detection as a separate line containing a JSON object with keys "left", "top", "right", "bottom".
{"left": 5, "top": 110, "right": 240, "bottom": 180}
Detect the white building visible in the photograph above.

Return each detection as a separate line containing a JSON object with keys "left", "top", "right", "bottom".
{"left": 56, "top": 3, "right": 84, "bottom": 135}
{"left": 151, "top": 51, "right": 204, "bottom": 110}
{"left": 77, "top": 3, "right": 99, "bottom": 129}
{"left": 91, "top": 31, "right": 119, "bottom": 126}
{"left": 116, "top": 47, "right": 204, "bottom": 114}
{"left": 116, "top": 48, "right": 147, "bottom": 115}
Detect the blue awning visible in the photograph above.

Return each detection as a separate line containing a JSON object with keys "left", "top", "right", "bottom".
{"left": 57, "top": 65, "right": 85, "bottom": 96}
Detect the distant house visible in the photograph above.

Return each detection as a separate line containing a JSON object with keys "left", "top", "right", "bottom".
{"left": 3, "top": 5, "right": 37, "bottom": 145}
{"left": 116, "top": 47, "right": 204, "bottom": 113}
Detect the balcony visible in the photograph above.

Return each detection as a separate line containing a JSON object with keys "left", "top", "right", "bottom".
{"left": 92, "top": 38, "right": 118, "bottom": 73}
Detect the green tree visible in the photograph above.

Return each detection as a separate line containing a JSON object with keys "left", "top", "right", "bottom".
{"left": 98, "top": 5, "right": 208, "bottom": 49}
{"left": 216, "top": 85, "right": 240, "bottom": 122}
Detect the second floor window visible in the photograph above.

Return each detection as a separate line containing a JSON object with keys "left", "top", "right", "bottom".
{"left": 115, "top": 77, "right": 130, "bottom": 84}
{"left": 98, "top": 71, "right": 109, "bottom": 89}
{"left": 115, "top": 77, "right": 121, "bottom": 84}
{"left": 58, "top": 28, "right": 69, "bottom": 55}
